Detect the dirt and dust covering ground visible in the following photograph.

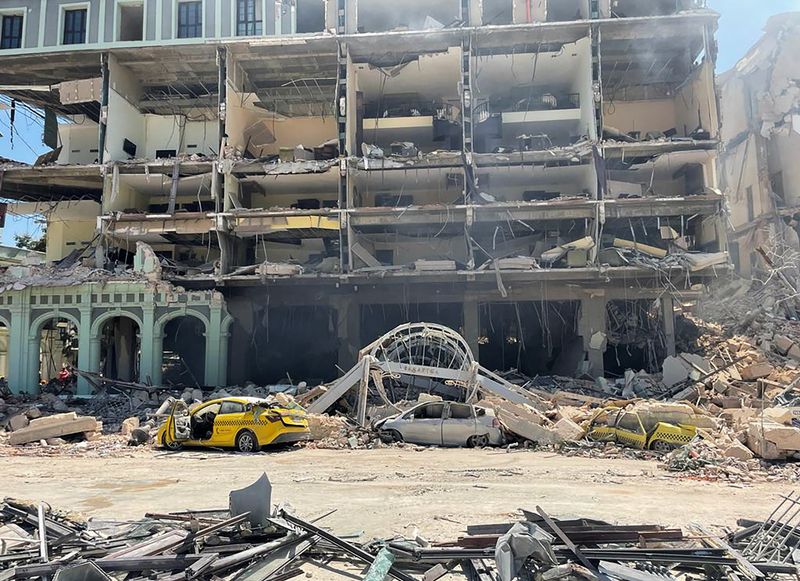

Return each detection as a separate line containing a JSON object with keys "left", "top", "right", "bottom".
{"left": 0, "top": 446, "right": 790, "bottom": 540}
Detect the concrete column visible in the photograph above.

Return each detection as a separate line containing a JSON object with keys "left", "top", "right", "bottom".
{"left": 662, "top": 294, "right": 677, "bottom": 358}
{"left": 139, "top": 305, "right": 156, "bottom": 384}
{"left": 7, "top": 290, "right": 31, "bottom": 393}
{"left": 463, "top": 298, "right": 480, "bottom": 362}
{"left": 219, "top": 326, "right": 230, "bottom": 389}
{"left": 580, "top": 297, "right": 607, "bottom": 378}
{"left": 25, "top": 332, "right": 41, "bottom": 394}
{"left": 205, "top": 306, "right": 223, "bottom": 386}
{"left": 77, "top": 296, "right": 94, "bottom": 394}
{"left": 336, "top": 298, "right": 361, "bottom": 372}
{"left": 151, "top": 330, "right": 164, "bottom": 387}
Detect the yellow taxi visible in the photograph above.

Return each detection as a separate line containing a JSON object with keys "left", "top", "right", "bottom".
{"left": 585, "top": 406, "right": 697, "bottom": 451}
{"left": 156, "top": 396, "right": 310, "bottom": 452}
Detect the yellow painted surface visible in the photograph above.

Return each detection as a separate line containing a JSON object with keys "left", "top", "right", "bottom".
{"left": 157, "top": 397, "right": 310, "bottom": 450}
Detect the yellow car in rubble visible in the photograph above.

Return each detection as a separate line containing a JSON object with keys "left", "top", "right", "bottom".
{"left": 585, "top": 406, "right": 697, "bottom": 452}
{"left": 157, "top": 396, "right": 310, "bottom": 452}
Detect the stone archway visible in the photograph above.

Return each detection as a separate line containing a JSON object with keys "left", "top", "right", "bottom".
{"left": 157, "top": 313, "right": 208, "bottom": 387}
{"left": 29, "top": 313, "right": 80, "bottom": 389}
{"left": 98, "top": 315, "right": 142, "bottom": 382}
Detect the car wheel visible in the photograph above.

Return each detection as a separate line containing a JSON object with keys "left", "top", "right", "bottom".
{"left": 162, "top": 433, "right": 182, "bottom": 451}
{"left": 651, "top": 440, "right": 676, "bottom": 452}
{"left": 380, "top": 430, "right": 403, "bottom": 443}
{"left": 468, "top": 434, "right": 490, "bottom": 448}
{"left": 236, "top": 430, "right": 261, "bottom": 453}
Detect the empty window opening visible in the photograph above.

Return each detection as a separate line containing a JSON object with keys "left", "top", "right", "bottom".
{"left": 177, "top": 0, "right": 203, "bottom": 38}
{"left": 63, "top": 8, "right": 88, "bottom": 45}
{"left": 547, "top": 0, "right": 587, "bottom": 22}
{"left": 479, "top": 302, "right": 581, "bottom": 377}
{"left": 162, "top": 316, "right": 206, "bottom": 386}
{"left": 610, "top": 0, "right": 700, "bottom": 18}
{"left": 771, "top": 171, "right": 786, "bottom": 207}
{"left": 746, "top": 186, "right": 755, "bottom": 222}
{"left": 296, "top": 0, "right": 325, "bottom": 33}
{"left": 1, "top": 14, "right": 23, "bottom": 49}
{"left": 118, "top": 2, "right": 144, "bottom": 41}
{"left": 237, "top": 0, "right": 262, "bottom": 36}
{"left": 243, "top": 305, "right": 338, "bottom": 385}
{"left": 357, "top": 0, "right": 460, "bottom": 33}
{"left": 100, "top": 316, "right": 141, "bottom": 382}
{"left": 604, "top": 300, "right": 666, "bottom": 377}
{"left": 449, "top": 403, "right": 473, "bottom": 419}
{"left": 412, "top": 403, "right": 445, "bottom": 419}
{"left": 482, "top": 0, "right": 512, "bottom": 25}
{"left": 361, "top": 303, "right": 463, "bottom": 350}
{"left": 38, "top": 318, "right": 79, "bottom": 390}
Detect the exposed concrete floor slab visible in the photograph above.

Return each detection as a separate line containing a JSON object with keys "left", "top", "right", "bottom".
{"left": 1, "top": 448, "right": 787, "bottom": 539}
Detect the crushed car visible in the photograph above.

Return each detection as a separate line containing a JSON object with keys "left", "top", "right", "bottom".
{"left": 374, "top": 401, "right": 504, "bottom": 447}
{"left": 585, "top": 406, "right": 697, "bottom": 451}
{"left": 157, "top": 396, "right": 310, "bottom": 452}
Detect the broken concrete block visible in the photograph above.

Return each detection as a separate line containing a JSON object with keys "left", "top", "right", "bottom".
{"left": 662, "top": 356, "right": 687, "bottom": 388}
{"left": 633, "top": 401, "right": 717, "bottom": 430}
{"left": 25, "top": 407, "right": 42, "bottom": 419}
{"left": 45, "top": 437, "right": 66, "bottom": 446}
{"left": 740, "top": 362, "right": 775, "bottom": 381}
{"left": 774, "top": 335, "right": 795, "bottom": 356}
{"left": 721, "top": 440, "right": 754, "bottom": 461}
{"left": 553, "top": 418, "right": 585, "bottom": 442}
{"left": 761, "top": 407, "right": 800, "bottom": 425}
{"left": 120, "top": 417, "right": 140, "bottom": 437}
{"left": 9, "top": 413, "right": 99, "bottom": 445}
{"left": 7, "top": 413, "right": 29, "bottom": 431}
{"left": 711, "top": 379, "right": 729, "bottom": 394}
{"left": 497, "top": 414, "right": 562, "bottom": 445}
{"left": 28, "top": 412, "right": 78, "bottom": 429}
{"left": 718, "top": 396, "right": 742, "bottom": 409}
{"left": 789, "top": 344, "right": 800, "bottom": 362}
{"left": 747, "top": 420, "right": 800, "bottom": 459}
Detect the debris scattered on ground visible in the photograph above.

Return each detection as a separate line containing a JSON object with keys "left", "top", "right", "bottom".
{"left": 2, "top": 475, "right": 798, "bottom": 580}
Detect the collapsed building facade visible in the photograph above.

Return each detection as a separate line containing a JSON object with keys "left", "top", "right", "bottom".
{"left": 0, "top": 0, "right": 727, "bottom": 394}
{"left": 718, "top": 13, "right": 800, "bottom": 278}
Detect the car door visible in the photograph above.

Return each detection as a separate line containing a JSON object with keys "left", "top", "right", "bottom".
{"left": 614, "top": 412, "right": 647, "bottom": 449}
{"left": 166, "top": 401, "right": 191, "bottom": 444}
{"left": 401, "top": 403, "right": 445, "bottom": 445}
{"left": 212, "top": 400, "right": 247, "bottom": 446}
{"left": 441, "top": 403, "right": 476, "bottom": 446}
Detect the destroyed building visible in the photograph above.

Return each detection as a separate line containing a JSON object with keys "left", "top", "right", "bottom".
{"left": 0, "top": 0, "right": 727, "bottom": 394}
{"left": 718, "top": 12, "right": 800, "bottom": 278}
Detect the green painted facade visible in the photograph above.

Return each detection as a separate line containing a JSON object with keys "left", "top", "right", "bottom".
{"left": 0, "top": 282, "right": 232, "bottom": 394}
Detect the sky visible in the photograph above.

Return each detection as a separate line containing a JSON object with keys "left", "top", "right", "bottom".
{"left": 1, "top": 1, "right": 799, "bottom": 245}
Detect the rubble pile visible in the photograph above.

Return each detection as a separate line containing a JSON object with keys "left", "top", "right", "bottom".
{"left": 304, "top": 414, "right": 384, "bottom": 450}
{"left": 3, "top": 475, "right": 800, "bottom": 581}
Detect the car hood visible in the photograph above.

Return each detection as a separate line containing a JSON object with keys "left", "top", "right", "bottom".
{"left": 373, "top": 414, "right": 400, "bottom": 429}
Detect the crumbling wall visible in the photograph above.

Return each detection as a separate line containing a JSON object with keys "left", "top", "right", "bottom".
{"left": 226, "top": 88, "right": 336, "bottom": 157}
{"left": 767, "top": 133, "right": 800, "bottom": 207}
{"left": 603, "top": 99, "right": 677, "bottom": 136}
{"left": 143, "top": 115, "right": 217, "bottom": 159}
{"left": 57, "top": 122, "right": 100, "bottom": 165}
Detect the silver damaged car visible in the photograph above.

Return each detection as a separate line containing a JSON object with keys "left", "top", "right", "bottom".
{"left": 375, "top": 401, "right": 504, "bottom": 447}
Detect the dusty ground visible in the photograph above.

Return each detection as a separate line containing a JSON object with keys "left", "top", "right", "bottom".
{"left": 1, "top": 447, "right": 791, "bottom": 540}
